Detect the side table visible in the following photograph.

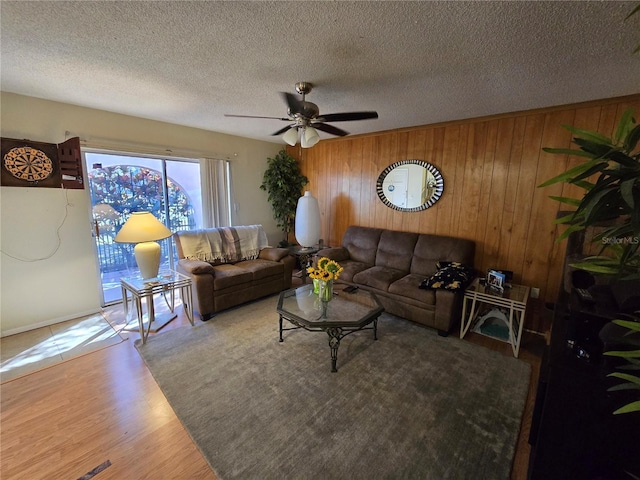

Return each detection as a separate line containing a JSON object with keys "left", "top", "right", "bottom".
{"left": 460, "top": 277, "right": 530, "bottom": 357}
{"left": 288, "top": 245, "right": 321, "bottom": 284}
{"left": 120, "top": 270, "right": 195, "bottom": 344}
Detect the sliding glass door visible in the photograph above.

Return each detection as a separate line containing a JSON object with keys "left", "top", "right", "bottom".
{"left": 84, "top": 151, "right": 202, "bottom": 305}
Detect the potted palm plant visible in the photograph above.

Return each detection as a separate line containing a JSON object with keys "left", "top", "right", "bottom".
{"left": 539, "top": 109, "right": 640, "bottom": 414}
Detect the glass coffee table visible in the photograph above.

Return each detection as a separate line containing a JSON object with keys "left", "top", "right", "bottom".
{"left": 277, "top": 284, "right": 384, "bottom": 372}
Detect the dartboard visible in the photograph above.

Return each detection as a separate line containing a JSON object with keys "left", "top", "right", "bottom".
{"left": 3, "top": 146, "right": 54, "bottom": 182}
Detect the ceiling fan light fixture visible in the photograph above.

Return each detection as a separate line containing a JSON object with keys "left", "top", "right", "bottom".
{"left": 282, "top": 127, "right": 299, "bottom": 146}
{"left": 301, "top": 126, "right": 320, "bottom": 148}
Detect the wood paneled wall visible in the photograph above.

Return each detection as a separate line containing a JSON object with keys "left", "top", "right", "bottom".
{"left": 289, "top": 95, "right": 640, "bottom": 310}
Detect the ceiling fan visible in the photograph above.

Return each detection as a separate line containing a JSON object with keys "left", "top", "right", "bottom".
{"left": 224, "top": 82, "right": 378, "bottom": 148}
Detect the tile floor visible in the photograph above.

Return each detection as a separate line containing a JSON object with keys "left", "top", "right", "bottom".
{"left": 1, "top": 313, "right": 125, "bottom": 382}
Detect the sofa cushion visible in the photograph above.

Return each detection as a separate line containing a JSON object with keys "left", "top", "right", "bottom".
{"left": 334, "top": 260, "right": 371, "bottom": 283}
{"left": 212, "top": 264, "right": 253, "bottom": 290}
{"left": 411, "top": 234, "right": 476, "bottom": 276}
{"left": 389, "top": 274, "right": 436, "bottom": 304}
{"left": 258, "top": 247, "right": 291, "bottom": 262}
{"left": 419, "top": 262, "right": 474, "bottom": 291}
{"left": 234, "top": 259, "right": 284, "bottom": 280}
{"left": 342, "top": 226, "right": 384, "bottom": 265}
{"left": 375, "top": 230, "right": 419, "bottom": 271}
{"left": 353, "top": 266, "right": 406, "bottom": 292}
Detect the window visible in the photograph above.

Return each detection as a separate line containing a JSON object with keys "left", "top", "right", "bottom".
{"left": 85, "top": 151, "right": 204, "bottom": 305}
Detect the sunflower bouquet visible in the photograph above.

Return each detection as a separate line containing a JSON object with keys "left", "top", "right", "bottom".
{"left": 307, "top": 257, "right": 343, "bottom": 304}
{"left": 307, "top": 257, "right": 344, "bottom": 282}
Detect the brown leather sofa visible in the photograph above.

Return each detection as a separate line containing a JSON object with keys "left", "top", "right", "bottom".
{"left": 317, "top": 226, "right": 475, "bottom": 335}
{"left": 174, "top": 227, "right": 295, "bottom": 320}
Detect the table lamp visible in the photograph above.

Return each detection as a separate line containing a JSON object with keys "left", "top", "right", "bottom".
{"left": 114, "top": 212, "right": 172, "bottom": 279}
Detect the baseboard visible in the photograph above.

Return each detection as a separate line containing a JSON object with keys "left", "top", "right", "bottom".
{"left": 1, "top": 308, "right": 102, "bottom": 337}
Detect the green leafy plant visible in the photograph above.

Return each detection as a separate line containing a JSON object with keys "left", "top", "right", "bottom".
{"left": 539, "top": 109, "right": 640, "bottom": 414}
{"left": 538, "top": 109, "right": 640, "bottom": 279}
{"left": 603, "top": 319, "right": 640, "bottom": 414}
{"left": 260, "top": 149, "right": 308, "bottom": 247}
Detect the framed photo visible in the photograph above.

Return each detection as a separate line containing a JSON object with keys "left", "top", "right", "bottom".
{"left": 486, "top": 270, "right": 506, "bottom": 293}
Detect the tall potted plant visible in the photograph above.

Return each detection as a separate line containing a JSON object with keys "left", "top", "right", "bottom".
{"left": 260, "top": 149, "right": 309, "bottom": 247}
{"left": 539, "top": 109, "right": 640, "bottom": 414}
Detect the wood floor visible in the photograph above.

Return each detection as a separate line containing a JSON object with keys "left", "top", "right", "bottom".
{"left": 1, "top": 294, "right": 545, "bottom": 480}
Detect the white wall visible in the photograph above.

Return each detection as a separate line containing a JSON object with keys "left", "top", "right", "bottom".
{"left": 0, "top": 92, "right": 282, "bottom": 335}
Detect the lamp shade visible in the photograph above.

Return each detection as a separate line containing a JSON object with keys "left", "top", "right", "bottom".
{"left": 301, "top": 126, "right": 320, "bottom": 148}
{"left": 114, "top": 212, "right": 172, "bottom": 244}
{"left": 295, "top": 191, "right": 321, "bottom": 248}
{"left": 282, "top": 127, "right": 299, "bottom": 146}
{"left": 114, "top": 212, "right": 172, "bottom": 279}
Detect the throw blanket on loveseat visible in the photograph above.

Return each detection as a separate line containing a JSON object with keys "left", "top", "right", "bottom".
{"left": 177, "top": 225, "right": 269, "bottom": 263}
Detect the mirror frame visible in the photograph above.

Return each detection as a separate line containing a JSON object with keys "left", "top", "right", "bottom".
{"left": 376, "top": 160, "right": 444, "bottom": 212}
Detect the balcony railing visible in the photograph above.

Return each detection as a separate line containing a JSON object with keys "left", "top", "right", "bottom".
{"left": 95, "top": 216, "right": 195, "bottom": 274}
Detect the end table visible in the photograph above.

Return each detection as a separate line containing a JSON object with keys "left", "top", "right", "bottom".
{"left": 120, "top": 270, "right": 194, "bottom": 344}
{"left": 288, "top": 245, "right": 322, "bottom": 284}
{"left": 460, "top": 277, "right": 530, "bottom": 357}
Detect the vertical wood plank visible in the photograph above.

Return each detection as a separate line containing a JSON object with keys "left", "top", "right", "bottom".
{"left": 506, "top": 113, "right": 544, "bottom": 284}
{"left": 524, "top": 110, "right": 575, "bottom": 299}
{"left": 475, "top": 120, "right": 499, "bottom": 272}
{"left": 483, "top": 117, "right": 514, "bottom": 273}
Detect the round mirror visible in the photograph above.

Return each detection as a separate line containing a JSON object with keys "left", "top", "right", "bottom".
{"left": 376, "top": 160, "right": 444, "bottom": 212}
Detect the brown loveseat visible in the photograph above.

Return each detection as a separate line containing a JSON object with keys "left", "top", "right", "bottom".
{"left": 174, "top": 225, "right": 295, "bottom": 320}
{"left": 317, "top": 226, "right": 475, "bottom": 335}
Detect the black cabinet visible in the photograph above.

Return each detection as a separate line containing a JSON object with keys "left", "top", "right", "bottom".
{"left": 528, "top": 293, "right": 640, "bottom": 480}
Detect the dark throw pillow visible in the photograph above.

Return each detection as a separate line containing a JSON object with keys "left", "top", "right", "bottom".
{"left": 419, "top": 262, "right": 474, "bottom": 291}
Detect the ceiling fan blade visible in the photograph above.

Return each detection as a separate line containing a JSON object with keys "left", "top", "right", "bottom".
{"left": 282, "top": 92, "right": 304, "bottom": 115}
{"left": 271, "top": 124, "right": 296, "bottom": 136}
{"left": 312, "top": 122, "right": 349, "bottom": 137}
{"left": 319, "top": 111, "right": 379, "bottom": 122}
{"left": 224, "top": 114, "right": 290, "bottom": 121}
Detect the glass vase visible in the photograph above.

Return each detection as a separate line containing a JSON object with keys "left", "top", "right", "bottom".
{"left": 313, "top": 278, "right": 320, "bottom": 294}
{"left": 319, "top": 279, "right": 333, "bottom": 303}
{"left": 319, "top": 280, "right": 333, "bottom": 319}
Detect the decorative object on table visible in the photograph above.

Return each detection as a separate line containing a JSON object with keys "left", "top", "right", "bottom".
{"left": 260, "top": 149, "right": 308, "bottom": 247}
{"left": 317, "top": 278, "right": 333, "bottom": 304}
{"left": 307, "top": 257, "right": 343, "bottom": 316}
{"left": 294, "top": 191, "right": 321, "bottom": 249}
{"left": 114, "top": 211, "right": 172, "bottom": 279}
{"left": 419, "top": 261, "right": 474, "bottom": 291}
{"left": 486, "top": 269, "right": 506, "bottom": 293}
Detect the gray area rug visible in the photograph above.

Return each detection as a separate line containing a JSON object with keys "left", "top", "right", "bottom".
{"left": 136, "top": 295, "right": 531, "bottom": 479}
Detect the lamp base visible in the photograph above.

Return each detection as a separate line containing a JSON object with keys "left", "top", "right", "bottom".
{"left": 134, "top": 241, "right": 162, "bottom": 279}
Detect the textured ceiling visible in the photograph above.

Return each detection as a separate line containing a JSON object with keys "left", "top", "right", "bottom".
{"left": 1, "top": 1, "right": 639, "bottom": 144}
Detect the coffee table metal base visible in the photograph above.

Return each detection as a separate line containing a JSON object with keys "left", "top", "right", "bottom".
{"left": 279, "top": 315, "right": 378, "bottom": 372}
